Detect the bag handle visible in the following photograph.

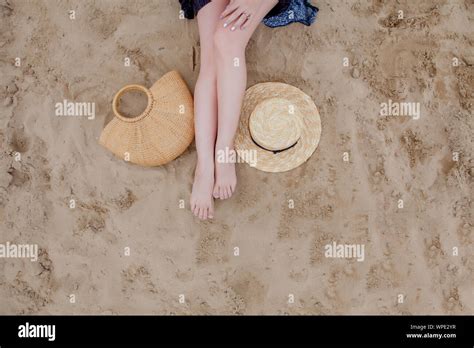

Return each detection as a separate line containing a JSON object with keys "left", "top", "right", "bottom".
{"left": 112, "top": 84, "right": 154, "bottom": 123}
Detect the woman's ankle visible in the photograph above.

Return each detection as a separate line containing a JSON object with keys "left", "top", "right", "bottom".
{"left": 215, "top": 139, "right": 234, "bottom": 151}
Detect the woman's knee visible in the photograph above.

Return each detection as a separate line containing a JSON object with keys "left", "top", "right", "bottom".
{"left": 213, "top": 28, "right": 246, "bottom": 58}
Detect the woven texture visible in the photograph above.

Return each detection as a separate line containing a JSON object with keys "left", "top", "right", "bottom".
{"left": 249, "top": 97, "right": 303, "bottom": 151}
{"left": 99, "top": 71, "right": 194, "bottom": 166}
{"left": 235, "top": 82, "right": 321, "bottom": 173}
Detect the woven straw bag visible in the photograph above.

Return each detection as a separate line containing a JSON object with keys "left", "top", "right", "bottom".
{"left": 100, "top": 71, "right": 194, "bottom": 166}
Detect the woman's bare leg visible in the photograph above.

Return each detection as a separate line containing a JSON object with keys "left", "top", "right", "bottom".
{"left": 212, "top": 0, "right": 278, "bottom": 200}
{"left": 190, "top": 0, "right": 229, "bottom": 220}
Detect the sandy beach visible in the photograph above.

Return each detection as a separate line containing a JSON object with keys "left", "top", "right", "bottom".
{"left": 0, "top": 0, "right": 472, "bottom": 314}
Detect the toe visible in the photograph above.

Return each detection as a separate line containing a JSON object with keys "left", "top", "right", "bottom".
{"left": 227, "top": 186, "right": 232, "bottom": 198}
{"left": 217, "top": 187, "right": 223, "bottom": 200}
{"left": 198, "top": 207, "right": 204, "bottom": 220}
{"left": 224, "top": 187, "right": 230, "bottom": 199}
{"left": 213, "top": 186, "right": 220, "bottom": 199}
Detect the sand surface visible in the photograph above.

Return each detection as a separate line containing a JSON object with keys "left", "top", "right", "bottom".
{"left": 0, "top": 0, "right": 472, "bottom": 314}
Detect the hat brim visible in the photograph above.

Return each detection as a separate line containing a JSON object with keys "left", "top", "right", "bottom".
{"left": 235, "top": 82, "right": 321, "bottom": 173}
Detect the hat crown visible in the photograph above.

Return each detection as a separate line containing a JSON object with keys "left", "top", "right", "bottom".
{"left": 249, "top": 98, "right": 303, "bottom": 151}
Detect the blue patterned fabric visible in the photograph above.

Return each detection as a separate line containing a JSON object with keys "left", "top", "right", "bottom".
{"left": 178, "top": 0, "right": 318, "bottom": 28}
{"left": 264, "top": 0, "right": 318, "bottom": 27}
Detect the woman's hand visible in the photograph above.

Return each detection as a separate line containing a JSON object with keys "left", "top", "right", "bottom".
{"left": 220, "top": 0, "right": 265, "bottom": 31}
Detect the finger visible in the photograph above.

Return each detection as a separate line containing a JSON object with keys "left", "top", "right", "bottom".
{"left": 220, "top": 3, "right": 238, "bottom": 20}
{"left": 235, "top": 13, "right": 249, "bottom": 30}
{"left": 223, "top": 9, "right": 244, "bottom": 28}
{"left": 241, "top": 16, "right": 252, "bottom": 30}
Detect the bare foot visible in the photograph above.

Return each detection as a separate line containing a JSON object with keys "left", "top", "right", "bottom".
{"left": 190, "top": 161, "right": 214, "bottom": 220}
{"left": 213, "top": 147, "right": 237, "bottom": 200}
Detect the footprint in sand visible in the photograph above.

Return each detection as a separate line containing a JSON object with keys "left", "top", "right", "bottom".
{"left": 9, "top": 129, "right": 29, "bottom": 153}
{"left": 424, "top": 235, "right": 445, "bottom": 268}
{"left": 74, "top": 200, "right": 109, "bottom": 235}
{"left": 121, "top": 265, "right": 159, "bottom": 296}
{"left": 195, "top": 223, "right": 231, "bottom": 265}
{"left": 443, "top": 287, "right": 463, "bottom": 313}
{"left": 7, "top": 167, "right": 30, "bottom": 188}
{"left": 225, "top": 270, "right": 267, "bottom": 314}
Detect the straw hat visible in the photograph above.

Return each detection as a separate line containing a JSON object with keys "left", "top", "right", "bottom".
{"left": 99, "top": 71, "right": 194, "bottom": 166}
{"left": 235, "top": 82, "right": 321, "bottom": 173}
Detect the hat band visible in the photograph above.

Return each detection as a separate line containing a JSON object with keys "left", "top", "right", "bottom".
{"left": 250, "top": 135, "right": 299, "bottom": 154}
